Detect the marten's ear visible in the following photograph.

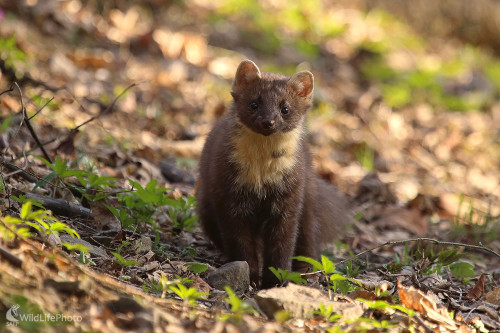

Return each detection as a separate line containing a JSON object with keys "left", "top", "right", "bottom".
{"left": 232, "top": 60, "right": 261, "bottom": 91}
{"left": 288, "top": 71, "right": 314, "bottom": 98}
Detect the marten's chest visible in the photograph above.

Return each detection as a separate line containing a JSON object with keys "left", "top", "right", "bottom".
{"left": 230, "top": 125, "right": 302, "bottom": 197}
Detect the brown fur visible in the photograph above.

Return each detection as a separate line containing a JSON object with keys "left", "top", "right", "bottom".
{"left": 197, "top": 60, "right": 351, "bottom": 288}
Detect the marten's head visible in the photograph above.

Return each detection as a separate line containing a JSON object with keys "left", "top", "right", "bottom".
{"left": 231, "top": 60, "right": 314, "bottom": 136}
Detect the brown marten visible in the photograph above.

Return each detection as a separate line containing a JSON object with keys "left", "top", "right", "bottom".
{"left": 197, "top": 60, "right": 351, "bottom": 289}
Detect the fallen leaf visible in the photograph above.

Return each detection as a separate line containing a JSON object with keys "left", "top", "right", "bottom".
{"left": 485, "top": 285, "right": 500, "bottom": 306}
{"left": 397, "top": 281, "right": 464, "bottom": 331}
{"left": 467, "top": 273, "right": 487, "bottom": 299}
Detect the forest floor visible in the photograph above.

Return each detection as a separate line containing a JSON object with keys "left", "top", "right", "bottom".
{"left": 0, "top": 1, "right": 499, "bottom": 332}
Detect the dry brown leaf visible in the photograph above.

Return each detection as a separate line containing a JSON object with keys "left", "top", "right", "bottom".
{"left": 90, "top": 200, "right": 121, "bottom": 231}
{"left": 485, "top": 285, "right": 500, "bottom": 306}
{"left": 397, "top": 281, "right": 464, "bottom": 331}
{"left": 348, "top": 289, "right": 393, "bottom": 303}
{"left": 467, "top": 273, "right": 487, "bottom": 299}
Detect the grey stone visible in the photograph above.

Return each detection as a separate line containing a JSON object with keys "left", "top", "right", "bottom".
{"left": 207, "top": 261, "right": 250, "bottom": 293}
{"left": 254, "top": 283, "right": 363, "bottom": 320}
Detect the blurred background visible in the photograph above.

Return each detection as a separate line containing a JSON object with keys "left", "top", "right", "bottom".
{"left": 1, "top": 0, "right": 499, "bottom": 219}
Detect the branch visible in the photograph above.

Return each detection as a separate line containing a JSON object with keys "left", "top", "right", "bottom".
{"left": 12, "top": 82, "right": 53, "bottom": 163}
{"left": 336, "top": 237, "right": 500, "bottom": 265}
{"left": 0, "top": 243, "right": 23, "bottom": 268}
{"left": 22, "top": 82, "right": 143, "bottom": 156}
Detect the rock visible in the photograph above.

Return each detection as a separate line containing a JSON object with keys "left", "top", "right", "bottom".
{"left": 253, "top": 283, "right": 363, "bottom": 320}
{"left": 207, "top": 261, "right": 250, "bottom": 293}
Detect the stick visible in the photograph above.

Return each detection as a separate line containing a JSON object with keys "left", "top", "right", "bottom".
{"left": 22, "top": 82, "right": 143, "bottom": 157}
{"left": 11, "top": 82, "right": 53, "bottom": 164}
{"left": 0, "top": 244, "right": 23, "bottom": 268}
{"left": 23, "top": 192, "right": 92, "bottom": 219}
{"left": 336, "top": 237, "right": 500, "bottom": 265}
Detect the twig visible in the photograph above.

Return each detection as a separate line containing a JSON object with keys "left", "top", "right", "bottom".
{"left": 1, "top": 83, "right": 26, "bottom": 161}
{"left": 2, "top": 152, "right": 29, "bottom": 180}
{"left": 22, "top": 82, "right": 143, "bottom": 157}
{"left": 28, "top": 96, "right": 54, "bottom": 120}
{"left": 336, "top": 237, "right": 500, "bottom": 266}
{"left": 0, "top": 84, "right": 14, "bottom": 97}
{"left": 0, "top": 244, "right": 23, "bottom": 268}
{"left": 11, "top": 82, "right": 53, "bottom": 164}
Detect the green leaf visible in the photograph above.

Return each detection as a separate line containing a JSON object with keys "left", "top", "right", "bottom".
{"left": 62, "top": 242, "right": 89, "bottom": 254}
{"left": 4, "top": 216, "right": 24, "bottom": 225}
{"left": 111, "top": 252, "right": 125, "bottom": 264}
{"left": 20, "top": 201, "right": 32, "bottom": 220}
{"left": 437, "top": 249, "right": 462, "bottom": 266}
{"left": 449, "top": 262, "right": 475, "bottom": 278}
{"left": 33, "top": 171, "right": 57, "bottom": 191}
{"left": 185, "top": 262, "right": 209, "bottom": 274}
{"left": 321, "top": 255, "right": 335, "bottom": 275}
{"left": 293, "top": 256, "right": 323, "bottom": 271}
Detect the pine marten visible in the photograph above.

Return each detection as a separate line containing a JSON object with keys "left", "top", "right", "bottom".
{"left": 197, "top": 60, "right": 351, "bottom": 289}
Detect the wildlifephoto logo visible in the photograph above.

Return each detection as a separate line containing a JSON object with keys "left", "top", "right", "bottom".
{"left": 6, "top": 304, "right": 20, "bottom": 324}
{"left": 5, "top": 304, "right": 82, "bottom": 327}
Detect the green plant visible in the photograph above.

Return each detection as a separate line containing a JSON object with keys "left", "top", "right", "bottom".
{"left": 449, "top": 261, "right": 475, "bottom": 281}
{"left": 344, "top": 260, "right": 360, "bottom": 278}
{"left": 142, "top": 274, "right": 179, "bottom": 297}
{"left": 4, "top": 201, "right": 80, "bottom": 240}
{"left": 269, "top": 267, "right": 306, "bottom": 286}
{"left": 115, "top": 240, "right": 131, "bottom": 255}
{"left": 294, "top": 255, "right": 358, "bottom": 297}
{"left": 168, "top": 283, "right": 207, "bottom": 306}
{"left": 358, "top": 299, "right": 414, "bottom": 317}
{"left": 33, "top": 155, "right": 118, "bottom": 202}
{"left": 169, "top": 196, "right": 198, "bottom": 232}
{"left": 185, "top": 262, "right": 209, "bottom": 274}
{"left": 10, "top": 195, "right": 45, "bottom": 210}
{"left": 353, "top": 317, "right": 397, "bottom": 331}
{"left": 0, "top": 35, "right": 28, "bottom": 78}
{"left": 107, "top": 180, "right": 195, "bottom": 233}
{"left": 312, "top": 304, "right": 342, "bottom": 322}
{"left": 180, "top": 246, "right": 198, "bottom": 258}
{"left": 33, "top": 156, "right": 87, "bottom": 190}
{"left": 111, "top": 252, "right": 140, "bottom": 267}
{"left": 0, "top": 114, "right": 13, "bottom": 134}
{"left": 61, "top": 242, "right": 94, "bottom": 265}
{"left": 354, "top": 144, "right": 375, "bottom": 172}
{"left": 219, "top": 286, "right": 254, "bottom": 323}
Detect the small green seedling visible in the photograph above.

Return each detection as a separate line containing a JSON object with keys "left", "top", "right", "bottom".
{"left": 220, "top": 286, "right": 254, "bottom": 323}
{"left": 358, "top": 299, "right": 414, "bottom": 317}
{"left": 294, "top": 255, "right": 356, "bottom": 298}
{"left": 312, "top": 304, "right": 342, "bottom": 322}
{"left": 4, "top": 201, "right": 80, "bottom": 240}
{"left": 269, "top": 267, "right": 306, "bottom": 286}
{"left": 111, "top": 252, "right": 140, "bottom": 267}
{"left": 169, "top": 283, "right": 207, "bottom": 306}
{"left": 61, "top": 242, "right": 94, "bottom": 265}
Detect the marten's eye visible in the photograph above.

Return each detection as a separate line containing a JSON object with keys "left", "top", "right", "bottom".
{"left": 281, "top": 106, "right": 290, "bottom": 115}
{"left": 249, "top": 102, "right": 258, "bottom": 110}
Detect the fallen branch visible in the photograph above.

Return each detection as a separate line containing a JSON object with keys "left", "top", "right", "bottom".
{"left": 23, "top": 192, "right": 92, "bottom": 219}
{"left": 23, "top": 82, "right": 143, "bottom": 157}
{"left": 336, "top": 237, "right": 500, "bottom": 265}
{"left": 0, "top": 244, "right": 23, "bottom": 268}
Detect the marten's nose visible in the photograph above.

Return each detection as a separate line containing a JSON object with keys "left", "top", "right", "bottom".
{"left": 261, "top": 119, "right": 275, "bottom": 129}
